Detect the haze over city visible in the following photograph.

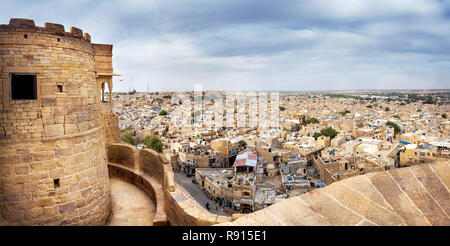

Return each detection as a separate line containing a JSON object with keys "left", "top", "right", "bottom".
{"left": 2, "top": 0, "right": 450, "bottom": 92}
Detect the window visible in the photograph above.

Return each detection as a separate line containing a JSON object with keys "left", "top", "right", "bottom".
{"left": 10, "top": 74, "right": 37, "bottom": 100}
{"left": 101, "top": 82, "right": 110, "bottom": 102}
{"left": 57, "top": 85, "right": 63, "bottom": 93}
{"left": 24, "top": 34, "right": 28, "bottom": 39}
{"left": 53, "top": 179, "right": 60, "bottom": 188}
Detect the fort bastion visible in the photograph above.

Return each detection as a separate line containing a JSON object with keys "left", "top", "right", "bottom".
{"left": 0, "top": 18, "right": 119, "bottom": 225}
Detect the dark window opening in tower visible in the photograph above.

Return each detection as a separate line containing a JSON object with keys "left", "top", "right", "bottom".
{"left": 10, "top": 73, "right": 37, "bottom": 100}
{"left": 53, "top": 179, "right": 60, "bottom": 188}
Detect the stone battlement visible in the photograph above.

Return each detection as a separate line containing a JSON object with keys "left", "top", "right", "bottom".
{"left": 0, "top": 18, "right": 91, "bottom": 42}
{"left": 106, "top": 143, "right": 234, "bottom": 226}
{"left": 0, "top": 18, "right": 119, "bottom": 225}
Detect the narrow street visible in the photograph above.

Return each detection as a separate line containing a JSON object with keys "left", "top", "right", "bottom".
{"left": 173, "top": 172, "right": 231, "bottom": 217}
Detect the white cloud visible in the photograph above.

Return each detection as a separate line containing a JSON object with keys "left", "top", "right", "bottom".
{"left": 299, "top": 0, "right": 442, "bottom": 20}
{"left": 1, "top": 0, "right": 449, "bottom": 91}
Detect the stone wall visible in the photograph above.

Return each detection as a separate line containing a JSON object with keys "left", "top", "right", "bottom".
{"left": 313, "top": 157, "right": 337, "bottom": 184}
{"left": 107, "top": 163, "right": 168, "bottom": 226}
{"left": 0, "top": 18, "right": 112, "bottom": 225}
{"left": 162, "top": 183, "right": 232, "bottom": 226}
{"left": 107, "top": 144, "right": 137, "bottom": 169}
{"left": 103, "top": 110, "right": 120, "bottom": 144}
{"left": 0, "top": 19, "right": 102, "bottom": 141}
{"left": 106, "top": 143, "right": 233, "bottom": 226}
{"left": 160, "top": 158, "right": 233, "bottom": 226}
{"left": 139, "top": 149, "right": 169, "bottom": 184}
{"left": 0, "top": 128, "right": 111, "bottom": 225}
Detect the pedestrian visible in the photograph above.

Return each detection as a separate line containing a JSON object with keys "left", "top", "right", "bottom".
{"left": 206, "top": 202, "right": 210, "bottom": 210}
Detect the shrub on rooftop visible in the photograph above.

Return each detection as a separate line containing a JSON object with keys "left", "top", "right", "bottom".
{"left": 313, "top": 127, "right": 339, "bottom": 140}
{"left": 305, "top": 117, "right": 319, "bottom": 125}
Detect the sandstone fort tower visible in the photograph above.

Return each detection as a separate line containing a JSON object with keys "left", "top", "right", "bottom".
{"left": 0, "top": 18, "right": 120, "bottom": 225}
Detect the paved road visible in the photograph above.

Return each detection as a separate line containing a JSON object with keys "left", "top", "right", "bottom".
{"left": 174, "top": 172, "right": 230, "bottom": 217}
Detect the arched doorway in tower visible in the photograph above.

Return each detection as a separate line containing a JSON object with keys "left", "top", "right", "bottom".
{"left": 101, "top": 82, "right": 112, "bottom": 102}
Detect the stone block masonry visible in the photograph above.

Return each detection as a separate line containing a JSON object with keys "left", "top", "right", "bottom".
{"left": 0, "top": 130, "right": 111, "bottom": 225}
{"left": 0, "top": 18, "right": 117, "bottom": 225}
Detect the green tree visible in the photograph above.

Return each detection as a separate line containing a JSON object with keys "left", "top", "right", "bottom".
{"left": 279, "top": 106, "right": 286, "bottom": 111}
{"left": 367, "top": 105, "right": 372, "bottom": 109}
{"left": 313, "top": 132, "right": 322, "bottom": 139}
{"left": 144, "top": 135, "right": 163, "bottom": 153}
{"left": 121, "top": 131, "right": 137, "bottom": 145}
{"left": 393, "top": 115, "right": 400, "bottom": 119}
{"left": 305, "top": 117, "right": 319, "bottom": 125}
{"left": 313, "top": 127, "right": 339, "bottom": 140}
{"left": 159, "top": 110, "right": 168, "bottom": 116}
{"left": 386, "top": 121, "right": 401, "bottom": 137}
{"left": 320, "top": 127, "right": 339, "bottom": 139}
{"left": 339, "top": 110, "right": 351, "bottom": 116}
{"left": 442, "top": 113, "right": 448, "bottom": 119}
{"left": 385, "top": 107, "right": 390, "bottom": 112}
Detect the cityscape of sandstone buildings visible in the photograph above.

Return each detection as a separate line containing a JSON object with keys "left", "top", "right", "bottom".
{"left": 114, "top": 89, "right": 450, "bottom": 216}
{"left": 0, "top": 18, "right": 449, "bottom": 226}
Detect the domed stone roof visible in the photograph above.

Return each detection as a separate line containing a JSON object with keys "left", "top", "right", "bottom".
{"left": 219, "top": 162, "right": 449, "bottom": 226}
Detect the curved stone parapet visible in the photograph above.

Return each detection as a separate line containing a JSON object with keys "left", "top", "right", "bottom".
{"left": 218, "top": 162, "right": 450, "bottom": 226}
{"left": 107, "top": 144, "right": 138, "bottom": 169}
{"left": 140, "top": 149, "right": 169, "bottom": 184}
{"left": 163, "top": 183, "right": 233, "bottom": 226}
{"left": 106, "top": 144, "right": 232, "bottom": 226}
{"left": 158, "top": 151, "right": 232, "bottom": 225}
{"left": 107, "top": 163, "right": 168, "bottom": 225}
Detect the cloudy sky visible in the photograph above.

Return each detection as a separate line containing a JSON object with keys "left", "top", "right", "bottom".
{"left": 2, "top": 0, "right": 450, "bottom": 91}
